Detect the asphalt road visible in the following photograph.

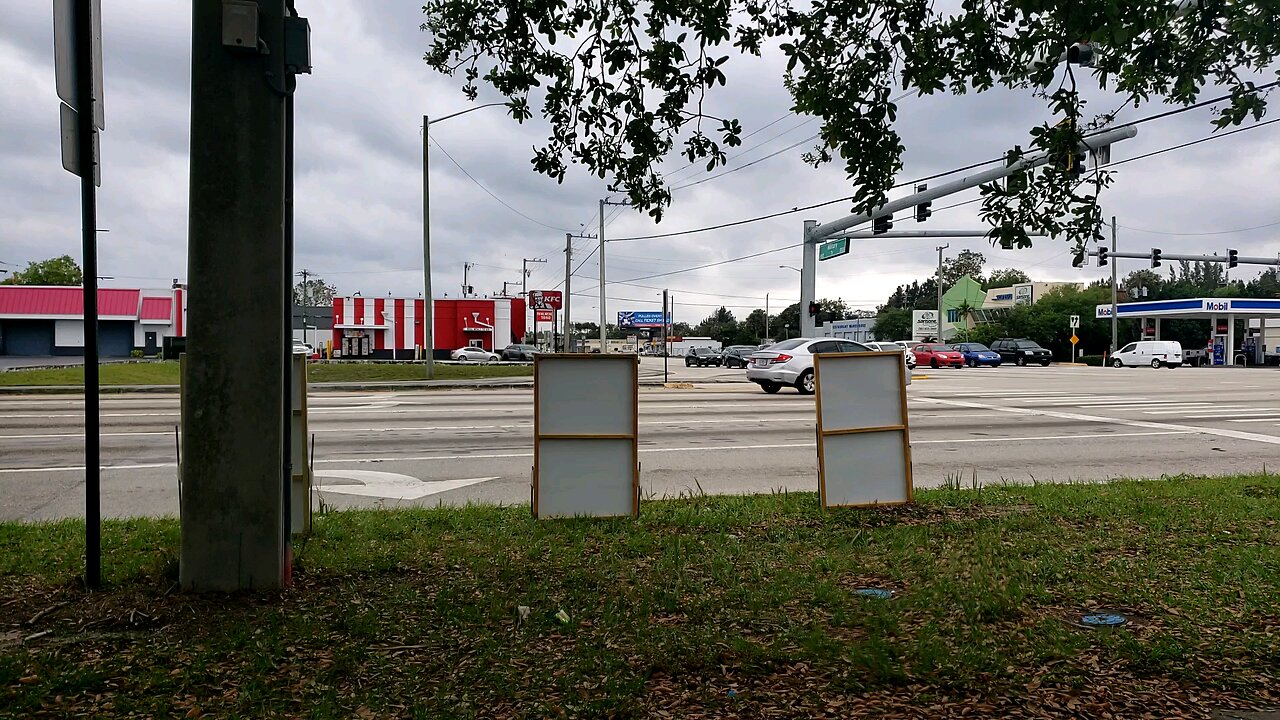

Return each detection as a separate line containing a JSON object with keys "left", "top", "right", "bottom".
{"left": 2, "top": 363, "right": 1278, "bottom": 521}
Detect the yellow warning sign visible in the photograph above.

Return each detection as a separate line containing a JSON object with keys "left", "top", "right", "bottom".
{"left": 1070, "top": 334, "right": 1079, "bottom": 345}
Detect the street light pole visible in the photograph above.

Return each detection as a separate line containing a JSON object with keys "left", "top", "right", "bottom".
{"left": 936, "top": 244, "right": 949, "bottom": 341}
{"left": 422, "top": 102, "right": 505, "bottom": 377}
{"left": 422, "top": 114, "right": 435, "bottom": 377}
{"left": 1110, "top": 216, "right": 1119, "bottom": 354}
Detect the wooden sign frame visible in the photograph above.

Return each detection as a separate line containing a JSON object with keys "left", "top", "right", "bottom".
{"left": 532, "top": 353, "right": 640, "bottom": 519}
{"left": 814, "top": 351, "right": 914, "bottom": 508}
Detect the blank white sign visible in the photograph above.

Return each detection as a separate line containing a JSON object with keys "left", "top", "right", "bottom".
{"left": 820, "top": 431, "right": 910, "bottom": 506}
{"left": 534, "top": 355, "right": 638, "bottom": 518}
{"left": 536, "top": 438, "right": 635, "bottom": 518}
{"left": 537, "top": 356, "right": 636, "bottom": 437}
{"left": 815, "top": 353, "right": 912, "bottom": 507}
{"left": 817, "top": 352, "right": 904, "bottom": 431}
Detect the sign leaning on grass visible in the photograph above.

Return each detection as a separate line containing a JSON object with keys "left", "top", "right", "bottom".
{"left": 533, "top": 354, "right": 640, "bottom": 518}
{"left": 814, "top": 352, "right": 914, "bottom": 507}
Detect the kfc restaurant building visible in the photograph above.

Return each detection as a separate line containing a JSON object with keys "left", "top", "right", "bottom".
{"left": 331, "top": 295, "right": 527, "bottom": 359}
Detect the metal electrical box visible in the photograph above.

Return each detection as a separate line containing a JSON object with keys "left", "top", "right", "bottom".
{"left": 221, "top": 0, "right": 258, "bottom": 49}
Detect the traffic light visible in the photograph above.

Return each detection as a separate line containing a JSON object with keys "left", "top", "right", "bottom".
{"left": 914, "top": 184, "right": 931, "bottom": 222}
{"left": 807, "top": 301, "right": 821, "bottom": 318}
{"left": 1066, "top": 42, "right": 1094, "bottom": 67}
{"left": 1097, "top": 246, "right": 1109, "bottom": 267}
{"left": 1066, "top": 150, "right": 1087, "bottom": 177}
{"left": 873, "top": 214, "right": 893, "bottom": 234}
{"left": 1151, "top": 248, "right": 1162, "bottom": 268}
{"left": 1228, "top": 248, "right": 1239, "bottom": 268}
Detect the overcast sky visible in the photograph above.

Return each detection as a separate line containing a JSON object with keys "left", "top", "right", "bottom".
{"left": 2, "top": 2, "right": 1277, "bottom": 325}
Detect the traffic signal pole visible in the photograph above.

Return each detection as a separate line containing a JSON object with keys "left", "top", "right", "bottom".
{"left": 796, "top": 126, "right": 1139, "bottom": 340}
{"left": 1111, "top": 217, "right": 1118, "bottom": 354}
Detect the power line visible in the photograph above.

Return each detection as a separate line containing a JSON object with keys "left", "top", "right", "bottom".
{"left": 610, "top": 84, "right": 1280, "bottom": 244}
{"left": 1120, "top": 217, "right": 1280, "bottom": 237}
{"left": 671, "top": 134, "right": 821, "bottom": 191}
{"left": 430, "top": 137, "right": 575, "bottom": 233}
{"left": 663, "top": 111, "right": 798, "bottom": 180}
{"left": 1105, "top": 116, "right": 1280, "bottom": 169}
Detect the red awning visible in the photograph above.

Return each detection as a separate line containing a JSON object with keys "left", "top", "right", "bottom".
{"left": 0, "top": 287, "right": 142, "bottom": 318}
{"left": 139, "top": 296, "right": 173, "bottom": 321}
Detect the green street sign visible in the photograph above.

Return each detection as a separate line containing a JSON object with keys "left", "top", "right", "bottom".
{"left": 819, "top": 238, "right": 849, "bottom": 261}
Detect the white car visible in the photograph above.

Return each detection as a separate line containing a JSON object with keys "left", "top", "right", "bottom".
{"left": 747, "top": 338, "right": 910, "bottom": 394}
{"left": 1111, "top": 340, "right": 1183, "bottom": 368}
{"left": 866, "top": 341, "right": 916, "bottom": 369}
{"left": 451, "top": 346, "right": 501, "bottom": 363}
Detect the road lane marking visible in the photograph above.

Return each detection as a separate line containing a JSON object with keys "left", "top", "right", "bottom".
{"left": 0, "top": 430, "right": 1208, "bottom": 474}
{"left": 315, "top": 470, "right": 497, "bottom": 500}
{"left": 922, "top": 398, "right": 1280, "bottom": 446}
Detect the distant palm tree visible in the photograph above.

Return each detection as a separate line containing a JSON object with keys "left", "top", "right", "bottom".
{"left": 954, "top": 300, "right": 977, "bottom": 331}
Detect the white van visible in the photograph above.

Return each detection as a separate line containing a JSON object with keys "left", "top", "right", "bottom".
{"left": 1111, "top": 340, "right": 1183, "bottom": 368}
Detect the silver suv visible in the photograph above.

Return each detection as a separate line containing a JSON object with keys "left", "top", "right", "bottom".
{"left": 746, "top": 338, "right": 873, "bottom": 394}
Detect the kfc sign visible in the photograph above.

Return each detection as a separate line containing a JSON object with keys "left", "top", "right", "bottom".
{"left": 529, "top": 290, "right": 563, "bottom": 310}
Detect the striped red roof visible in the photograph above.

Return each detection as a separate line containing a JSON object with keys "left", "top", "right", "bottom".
{"left": 0, "top": 286, "right": 141, "bottom": 317}
{"left": 139, "top": 296, "right": 173, "bottom": 321}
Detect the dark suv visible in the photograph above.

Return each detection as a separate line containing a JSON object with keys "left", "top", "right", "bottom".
{"left": 685, "top": 347, "right": 723, "bottom": 367}
{"left": 500, "top": 344, "right": 538, "bottom": 361}
{"left": 720, "top": 345, "right": 757, "bottom": 368}
{"left": 990, "top": 338, "right": 1053, "bottom": 366}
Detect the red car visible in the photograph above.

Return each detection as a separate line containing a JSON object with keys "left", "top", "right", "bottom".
{"left": 914, "top": 343, "right": 965, "bottom": 368}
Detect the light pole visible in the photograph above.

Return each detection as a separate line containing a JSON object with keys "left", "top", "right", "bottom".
{"left": 424, "top": 102, "right": 505, "bottom": 377}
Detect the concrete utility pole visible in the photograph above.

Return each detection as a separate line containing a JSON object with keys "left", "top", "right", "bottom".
{"left": 765, "top": 293, "right": 770, "bottom": 342}
{"left": 1110, "top": 216, "right": 1119, "bottom": 354}
{"left": 563, "top": 233, "right": 572, "bottom": 352}
{"left": 523, "top": 257, "right": 546, "bottom": 342}
{"left": 598, "top": 199, "right": 607, "bottom": 350}
{"left": 936, "top": 244, "right": 949, "bottom": 341}
{"left": 183, "top": 0, "right": 289, "bottom": 591}
{"left": 800, "top": 220, "right": 818, "bottom": 336}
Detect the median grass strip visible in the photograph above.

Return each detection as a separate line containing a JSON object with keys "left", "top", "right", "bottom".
{"left": 0, "top": 361, "right": 532, "bottom": 387}
{"left": 2, "top": 475, "right": 1279, "bottom": 718}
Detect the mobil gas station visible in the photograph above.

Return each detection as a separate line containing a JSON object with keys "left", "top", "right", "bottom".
{"left": 1096, "top": 297, "right": 1280, "bottom": 366}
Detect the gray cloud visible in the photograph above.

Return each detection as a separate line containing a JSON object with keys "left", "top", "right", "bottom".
{"left": 2, "top": 3, "right": 1276, "bottom": 327}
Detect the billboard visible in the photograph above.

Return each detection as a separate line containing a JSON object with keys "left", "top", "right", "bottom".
{"left": 911, "top": 310, "right": 938, "bottom": 340}
{"left": 534, "top": 309, "right": 554, "bottom": 322}
{"left": 529, "top": 290, "right": 563, "bottom": 310}
{"left": 1013, "top": 283, "right": 1033, "bottom": 306}
{"left": 617, "top": 311, "right": 671, "bottom": 328}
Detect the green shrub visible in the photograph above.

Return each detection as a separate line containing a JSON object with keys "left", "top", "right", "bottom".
{"left": 1079, "top": 354, "right": 1105, "bottom": 366}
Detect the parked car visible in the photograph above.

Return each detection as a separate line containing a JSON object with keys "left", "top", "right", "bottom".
{"left": 991, "top": 338, "right": 1053, "bottom": 366}
{"left": 685, "top": 347, "right": 723, "bottom": 367}
{"left": 451, "top": 346, "right": 501, "bottom": 363}
{"left": 500, "top": 343, "right": 539, "bottom": 361}
{"left": 1111, "top": 340, "right": 1183, "bottom": 368}
{"left": 951, "top": 342, "right": 1002, "bottom": 367}
{"left": 865, "top": 341, "right": 917, "bottom": 369}
{"left": 913, "top": 343, "right": 965, "bottom": 369}
{"left": 746, "top": 338, "right": 885, "bottom": 394}
{"left": 720, "top": 345, "right": 758, "bottom": 368}
{"left": 292, "top": 343, "right": 313, "bottom": 356}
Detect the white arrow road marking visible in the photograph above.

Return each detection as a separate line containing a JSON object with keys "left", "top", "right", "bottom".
{"left": 314, "top": 469, "right": 497, "bottom": 500}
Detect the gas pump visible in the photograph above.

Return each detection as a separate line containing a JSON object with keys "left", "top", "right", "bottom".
{"left": 1211, "top": 318, "right": 1228, "bottom": 366}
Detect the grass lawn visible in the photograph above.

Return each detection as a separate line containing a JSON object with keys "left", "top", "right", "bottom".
{"left": 0, "top": 361, "right": 531, "bottom": 386}
{"left": 2, "top": 475, "right": 1279, "bottom": 718}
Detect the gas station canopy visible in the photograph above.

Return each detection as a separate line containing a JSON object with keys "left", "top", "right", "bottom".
{"left": 1095, "top": 297, "right": 1280, "bottom": 319}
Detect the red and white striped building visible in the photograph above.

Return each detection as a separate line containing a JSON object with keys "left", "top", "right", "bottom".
{"left": 331, "top": 296, "right": 527, "bottom": 358}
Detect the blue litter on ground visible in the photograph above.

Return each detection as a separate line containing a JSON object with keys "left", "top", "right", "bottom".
{"left": 855, "top": 588, "right": 894, "bottom": 599}
{"left": 1080, "top": 613, "right": 1128, "bottom": 626}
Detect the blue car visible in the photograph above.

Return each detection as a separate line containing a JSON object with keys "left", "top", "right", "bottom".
{"left": 952, "top": 342, "right": 1002, "bottom": 367}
